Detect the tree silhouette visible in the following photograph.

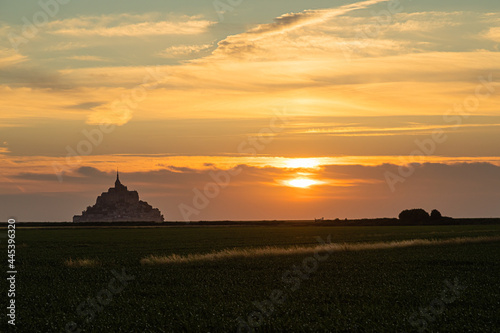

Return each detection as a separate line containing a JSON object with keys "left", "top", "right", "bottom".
{"left": 398, "top": 209, "right": 430, "bottom": 223}
{"left": 430, "top": 209, "right": 442, "bottom": 220}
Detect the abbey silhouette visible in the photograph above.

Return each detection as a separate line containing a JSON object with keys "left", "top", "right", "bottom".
{"left": 73, "top": 171, "right": 164, "bottom": 222}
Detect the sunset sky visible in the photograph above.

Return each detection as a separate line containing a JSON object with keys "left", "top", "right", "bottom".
{"left": 1, "top": 0, "right": 500, "bottom": 221}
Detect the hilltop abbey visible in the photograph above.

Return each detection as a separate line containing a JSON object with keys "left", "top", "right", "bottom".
{"left": 73, "top": 172, "right": 164, "bottom": 223}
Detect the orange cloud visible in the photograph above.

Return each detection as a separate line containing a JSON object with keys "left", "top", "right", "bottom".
{"left": 2, "top": 4, "right": 500, "bottom": 128}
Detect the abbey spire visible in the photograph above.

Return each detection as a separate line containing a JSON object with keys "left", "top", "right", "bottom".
{"left": 114, "top": 169, "right": 127, "bottom": 191}
{"left": 115, "top": 169, "right": 122, "bottom": 187}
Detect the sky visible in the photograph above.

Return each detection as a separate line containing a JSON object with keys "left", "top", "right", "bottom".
{"left": 1, "top": 0, "right": 500, "bottom": 221}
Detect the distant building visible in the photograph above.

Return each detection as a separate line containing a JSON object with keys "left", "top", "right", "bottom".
{"left": 73, "top": 172, "right": 164, "bottom": 223}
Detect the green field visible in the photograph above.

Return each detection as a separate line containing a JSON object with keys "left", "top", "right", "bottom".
{"left": 2, "top": 225, "right": 500, "bottom": 332}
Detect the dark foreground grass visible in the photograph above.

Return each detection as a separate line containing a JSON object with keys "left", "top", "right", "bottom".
{"left": 1, "top": 225, "right": 499, "bottom": 332}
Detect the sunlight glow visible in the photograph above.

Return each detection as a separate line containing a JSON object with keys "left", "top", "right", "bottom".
{"left": 286, "top": 178, "right": 319, "bottom": 188}
{"left": 285, "top": 158, "right": 321, "bottom": 169}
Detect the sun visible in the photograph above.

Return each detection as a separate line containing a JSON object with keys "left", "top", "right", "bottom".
{"left": 286, "top": 178, "right": 319, "bottom": 188}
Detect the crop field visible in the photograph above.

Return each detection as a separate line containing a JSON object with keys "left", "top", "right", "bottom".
{"left": 2, "top": 224, "right": 500, "bottom": 332}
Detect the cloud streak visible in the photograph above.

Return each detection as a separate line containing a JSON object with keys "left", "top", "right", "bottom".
{"left": 67, "top": 55, "right": 108, "bottom": 62}
{"left": 47, "top": 14, "right": 216, "bottom": 36}
{"left": 215, "top": 0, "right": 390, "bottom": 56}
{"left": 0, "top": 48, "right": 27, "bottom": 68}
{"left": 157, "top": 44, "right": 213, "bottom": 58}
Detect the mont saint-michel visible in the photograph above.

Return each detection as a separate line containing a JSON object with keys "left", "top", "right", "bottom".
{"left": 73, "top": 172, "right": 164, "bottom": 223}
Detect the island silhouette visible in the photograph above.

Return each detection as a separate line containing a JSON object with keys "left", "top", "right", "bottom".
{"left": 73, "top": 171, "right": 164, "bottom": 223}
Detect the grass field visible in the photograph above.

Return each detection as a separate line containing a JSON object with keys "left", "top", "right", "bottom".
{"left": 2, "top": 225, "right": 500, "bottom": 332}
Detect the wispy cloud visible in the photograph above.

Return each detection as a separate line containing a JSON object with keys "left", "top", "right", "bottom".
{"left": 391, "top": 11, "right": 463, "bottom": 31}
{"left": 157, "top": 44, "right": 213, "bottom": 58}
{"left": 295, "top": 123, "right": 500, "bottom": 136}
{"left": 0, "top": 48, "right": 27, "bottom": 68}
{"left": 214, "top": 0, "right": 390, "bottom": 56}
{"left": 45, "top": 42, "right": 89, "bottom": 51}
{"left": 66, "top": 55, "right": 108, "bottom": 62}
{"left": 47, "top": 13, "right": 216, "bottom": 36}
{"left": 250, "top": 0, "right": 389, "bottom": 37}
{"left": 483, "top": 27, "right": 500, "bottom": 42}
{"left": 0, "top": 24, "right": 10, "bottom": 36}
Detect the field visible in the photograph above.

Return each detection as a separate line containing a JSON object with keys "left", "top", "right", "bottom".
{"left": 2, "top": 224, "right": 500, "bottom": 332}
